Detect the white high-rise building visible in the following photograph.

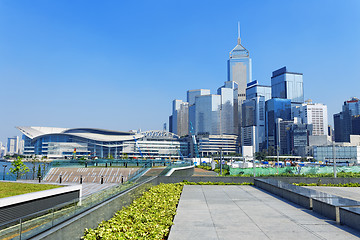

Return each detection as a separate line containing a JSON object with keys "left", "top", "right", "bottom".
{"left": 0, "top": 142, "right": 6, "bottom": 158}
{"left": 7, "top": 136, "right": 19, "bottom": 155}
{"left": 293, "top": 102, "right": 328, "bottom": 136}
{"left": 171, "top": 100, "right": 189, "bottom": 137}
{"left": 187, "top": 89, "right": 211, "bottom": 133}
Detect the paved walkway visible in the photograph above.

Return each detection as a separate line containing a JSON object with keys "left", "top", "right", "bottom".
{"left": 44, "top": 167, "right": 134, "bottom": 183}
{"left": 169, "top": 185, "right": 360, "bottom": 240}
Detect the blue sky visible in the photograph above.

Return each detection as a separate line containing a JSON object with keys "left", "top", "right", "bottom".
{"left": 0, "top": 0, "right": 359, "bottom": 144}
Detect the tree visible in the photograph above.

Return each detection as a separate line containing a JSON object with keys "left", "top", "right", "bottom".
{"left": 37, "top": 165, "right": 42, "bottom": 178}
{"left": 255, "top": 151, "right": 267, "bottom": 161}
{"left": 9, "top": 156, "right": 30, "bottom": 180}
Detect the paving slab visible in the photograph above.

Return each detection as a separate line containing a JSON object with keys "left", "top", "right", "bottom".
{"left": 168, "top": 185, "right": 360, "bottom": 240}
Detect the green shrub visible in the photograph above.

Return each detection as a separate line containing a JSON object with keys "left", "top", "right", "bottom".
{"left": 83, "top": 183, "right": 183, "bottom": 240}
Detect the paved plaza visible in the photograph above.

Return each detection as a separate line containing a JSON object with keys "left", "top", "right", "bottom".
{"left": 44, "top": 167, "right": 134, "bottom": 183}
{"left": 169, "top": 185, "right": 360, "bottom": 240}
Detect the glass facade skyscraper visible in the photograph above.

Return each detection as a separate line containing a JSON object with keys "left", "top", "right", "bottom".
{"left": 334, "top": 97, "right": 360, "bottom": 142}
{"left": 265, "top": 98, "right": 291, "bottom": 148}
{"left": 246, "top": 81, "right": 271, "bottom": 101}
{"left": 195, "top": 94, "right": 221, "bottom": 135}
{"left": 271, "top": 67, "right": 304, "bottom": 104}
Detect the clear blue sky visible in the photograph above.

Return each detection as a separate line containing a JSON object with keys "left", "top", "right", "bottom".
{"left": 0, "top": 0, "right": 359, "bottom": 144}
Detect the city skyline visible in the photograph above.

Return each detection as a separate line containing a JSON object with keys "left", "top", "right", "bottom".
{"left": 1, "top": 0, "right": 360, "bottom": 144}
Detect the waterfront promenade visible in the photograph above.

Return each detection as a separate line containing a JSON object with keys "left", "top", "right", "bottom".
{"left": 169, "top": 185, "right": 360, "bottom": 240}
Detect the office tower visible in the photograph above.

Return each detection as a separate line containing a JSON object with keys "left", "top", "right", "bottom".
{"left": 195, "top": 94, "right": 221, "bottom": 135}
{"left": 352, "top": 115, "right": 360, "bottom": 135}
{"left": 187, "top": 89, "right": 211, "bottom": 133}
{"left": 228, "top": 23, "right": 252, "bottom": 99}
{"left": 241, "top": 96, "right": 266, "bottom": 152}
{"left": 275, "top": 118, "right": 294, "bottom": 155}
{"left": 334, "top": 97, "right": 360, "bottom": 142}
{"left": 171, "top": 100, "right": 189, "bottom": 137}
{"left": 217, "top": 81, "right": 238, "bottom": 135}
{"left": 265, "top": 98, "right": 291, "bottom": 149}
{"left": 271, "top": 67, "right": 304, "bottom": 105}
{"left": 246, "top": 80, "right": 271, "bottom": 101}
{"left": 0, "top": 142, "right": 6, "bottom": 157}
{"left": 228, "top": 23, "right": 252, "bottom": 136}
{"left": 7, "top": 136, "right": 19, "bottom": 155}
{"left": 18, "top": 139, "right": 25, "bottom": 155}
{"left": 293, "top": 102, "right": 328, "bottom": 136}
{"left": 286, "top": 119, "right": 313, "bottom": 157}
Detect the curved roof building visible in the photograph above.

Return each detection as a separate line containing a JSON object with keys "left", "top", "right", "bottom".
{"left": 16, "top": 126, "right": 187, "bottom": 159}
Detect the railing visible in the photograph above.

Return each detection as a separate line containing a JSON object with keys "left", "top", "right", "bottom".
{"left": 159, "top": 159, "right": 194, "bottom": 176}
{"left": 0, "top": 166, "right": 153, "bottom": 240}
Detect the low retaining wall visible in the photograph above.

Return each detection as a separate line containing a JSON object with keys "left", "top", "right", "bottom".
{"left": 0, "top": 184, "right": 82, "bottom": 226}
{"left": 166, "top": 165, "right": 194, "bottom": 177}
{"left": 255, "top": 178, "right": 360, "bottom": 230}
{"left": 261, "top": 177, "right": 360, "bottom": 184}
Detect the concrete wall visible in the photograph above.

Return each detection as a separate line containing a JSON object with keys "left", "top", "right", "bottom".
{"left": 167, "top": 165, "right": 194, "bottom": 177}
{"left": 0, "top": 185, "right": 81, "bottom": 225}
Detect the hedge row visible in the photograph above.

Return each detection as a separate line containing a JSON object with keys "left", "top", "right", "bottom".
{"left": 83, "top": 183, "right": 183, "bottom": 240}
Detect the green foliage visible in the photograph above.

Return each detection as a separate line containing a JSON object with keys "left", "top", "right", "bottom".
{"left": 214, "top": 168, "right": 229, "bottom": 176}
{"left": 37, "top": 165, "right": 42, "bottom": 178}
{"left": 9, "top": 156, "right": 30, "bottom": 179}
{"left": 83, "top": 183, "right": 183, "bottom": 240}
{"left": 196, "top": 165, "right": 212, "bottom": 171}
{"left": 255, "top": 151, "right": 267, "bottom": 161}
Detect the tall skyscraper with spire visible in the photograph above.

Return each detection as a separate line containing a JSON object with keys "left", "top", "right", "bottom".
{"left": 228, "top": 23, "right": 252, "bottom": 135}
{"left": 228, "top": 23, "right": 252, "bottom": 99}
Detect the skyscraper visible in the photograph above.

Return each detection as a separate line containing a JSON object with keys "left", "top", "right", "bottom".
{"left": 7, "top": 136, "right": 19, "bottom": 155}
{"left": 265, "top": 98, "right": 292, "bottom": 148}
{"left": 246, "top": 80, "right": 271, "bottom": 101}
{"left": 293, "top": 102, "right": 328, "bottom": 136}
{"left": 334, "top": 97, "right": 360, "bottom": 142}
{"left": 187, "top": 89, "right": 211, "bottom": 134}
{"left": 171, "top": 100, "right": 189, "bottom": 137}
{"left": 195, "top": 94, "right": 221, "bottom": 135}
{"left": 241, "top": 96, "right": 266, "bottom": 152}
{"left": 228, "top": 23, "right": 252, "bottom": 99}
{"left": 228, "top": 23, "right": 252, "bottom": 136}
{"left": 271, "top": 67, "right": 304, "bottom": 105}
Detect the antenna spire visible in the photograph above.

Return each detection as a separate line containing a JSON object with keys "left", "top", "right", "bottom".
{"left": 237, "top": 22, "right": 241, "bottom": 45}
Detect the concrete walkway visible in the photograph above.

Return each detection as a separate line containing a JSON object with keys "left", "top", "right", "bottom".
{"left": 169, "top": 185, "right": 360, "bottom": 240}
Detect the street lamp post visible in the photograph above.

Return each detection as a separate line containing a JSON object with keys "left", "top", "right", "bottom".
{"left": 276, "top": 119, "right": 281, "bottom": 174}
{"left": 332, "top": 141, "right": 337, "bottom": 178}
{"left": 219, "top": 147, "right": 223, "bottom": 176}
{"left": 3, "top": 165, "right": 7, "bottom": 181}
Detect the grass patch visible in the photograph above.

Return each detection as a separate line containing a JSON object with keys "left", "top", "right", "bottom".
{"left": 0, "top": 182, "right": 62, "bottom": 198}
